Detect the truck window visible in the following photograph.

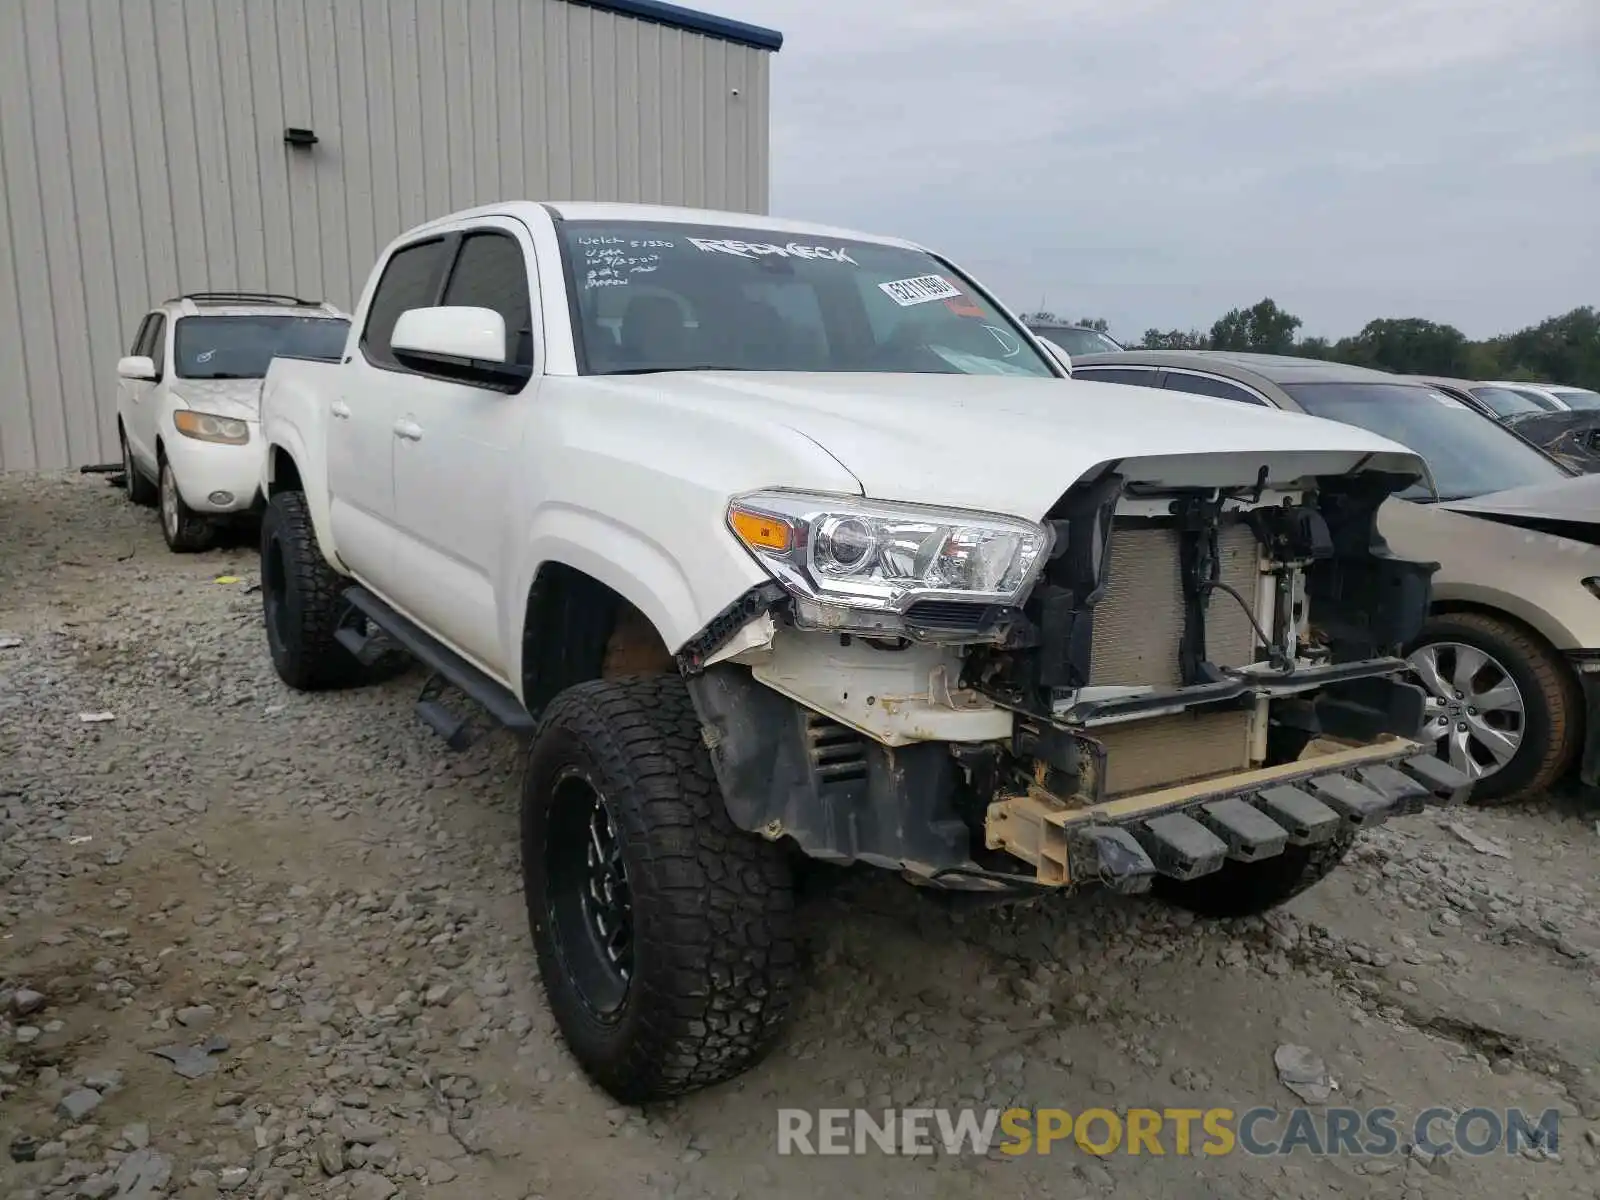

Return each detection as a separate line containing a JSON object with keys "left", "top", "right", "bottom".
{"left": 441, "top": 232, "right": 534, "bottom": 367}
{"left": 362, "top": 237, "right": 449, "bottom": 369}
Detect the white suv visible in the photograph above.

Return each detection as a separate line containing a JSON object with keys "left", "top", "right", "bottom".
{"left": 115, "top": 292, "right": 349, "bottom": 551}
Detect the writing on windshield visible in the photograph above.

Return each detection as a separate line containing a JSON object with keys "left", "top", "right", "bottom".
{"left": 557, "top": 221, "right": 1058, "bottom": 379}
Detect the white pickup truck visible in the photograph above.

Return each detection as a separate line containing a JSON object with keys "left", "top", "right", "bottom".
{"left": 256, "top": 201, "right": 1470, "bottom": 1102}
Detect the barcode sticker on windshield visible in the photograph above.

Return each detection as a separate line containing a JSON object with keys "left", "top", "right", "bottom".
{"left": 879, "top": 275, "right": 961, "bottom": 307}
{"left": 1427, "top": 390, "right": 1469, "bottom": 409}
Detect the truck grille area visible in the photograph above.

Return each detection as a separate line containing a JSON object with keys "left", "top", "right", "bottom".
{"left": 1092, "top": 709, "right": 1255, "bottom": 796}
{"left": 1089, "top": 521, "right": 1263, "bottom": 688}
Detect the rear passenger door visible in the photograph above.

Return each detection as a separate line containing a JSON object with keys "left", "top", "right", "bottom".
{"left": 390, "top": 219, "right": 541, "bottom": 675}
{"left": 333, "top": 235, "right": 452, "bottom": 599}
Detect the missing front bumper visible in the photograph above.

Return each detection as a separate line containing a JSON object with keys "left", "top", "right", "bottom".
{"left": 986, "top": 736, "right": 1471, "bottom": 892}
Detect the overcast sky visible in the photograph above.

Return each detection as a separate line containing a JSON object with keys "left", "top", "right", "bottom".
{"left": 727, "top": 0, "right": 1600, "bottom": 343}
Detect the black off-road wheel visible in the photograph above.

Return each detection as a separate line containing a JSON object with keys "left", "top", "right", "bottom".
{"left": 158, "top": 453, "right": 217, "bottom": 553}
{"left": 523, "top": 676, "right": 798, "bottom": 1103}
{"left": 1153, "top": 829, "right": 1357, "bottom": 919}
{"left": 259, "top": 489, "right": 363, "bottom": 691}
{"left": 120, "top": 426, "right": 157, "bottom": 506}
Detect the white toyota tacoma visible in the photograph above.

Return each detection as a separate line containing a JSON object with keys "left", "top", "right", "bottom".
{"left": 256, "top": 201, "right": 1471, "bottom": 1102}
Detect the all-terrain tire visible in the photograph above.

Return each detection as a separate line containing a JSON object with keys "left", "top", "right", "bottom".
{"left": 120, "top": 426, "right": 157, "bottom": 506}
{"left": 158, "top": 454, "right": 217, "bottom": 553}
{"left": 259, "top": 489, "right": 364, "bottom": 691}
{"left": 523, "top": 675, "right": 798, "bottom": 1103}
{"left": 1153, "top": 829, "right": 1357, "bottom": 919}
{"left": 1410, "top": 612, "right": 1580, "bottom": 805}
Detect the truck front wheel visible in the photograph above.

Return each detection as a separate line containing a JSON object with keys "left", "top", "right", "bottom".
{"left": 522, "top": 676, "right": 798, "bottom": 1103}
{"left": 260, "top": 489, "right": 363, "bottom": 691}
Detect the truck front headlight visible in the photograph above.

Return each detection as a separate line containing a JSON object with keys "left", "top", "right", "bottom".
{"left": 727, "top": 490, "right": 1052, "bottom": 632}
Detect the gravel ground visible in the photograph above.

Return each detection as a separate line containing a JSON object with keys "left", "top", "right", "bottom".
{"left": 3, "top": 469, "right": 1599, "bottom": 1200}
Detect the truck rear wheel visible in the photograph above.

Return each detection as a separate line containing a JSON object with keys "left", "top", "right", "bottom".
{"left": 1153, "top": 829, "right": 1357, "bottom": 919}
{"left": 522, "top": 675, "right": 798, "bottom": 1103}
{"left": 260, "top": 489, "right": 363, "bottom": 691}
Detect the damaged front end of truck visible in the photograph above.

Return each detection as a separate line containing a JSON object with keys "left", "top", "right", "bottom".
{"left": 681, "top": 452, "right": 1473, "bottom": 901}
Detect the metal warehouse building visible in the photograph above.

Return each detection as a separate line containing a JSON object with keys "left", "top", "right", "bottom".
{"left": 0, "top": 0, "right": 781, "bottom": 471}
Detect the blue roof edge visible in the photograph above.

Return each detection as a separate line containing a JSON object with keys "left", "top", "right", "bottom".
{"left": 570, "top": 0, "right": 783, "bottom": 51}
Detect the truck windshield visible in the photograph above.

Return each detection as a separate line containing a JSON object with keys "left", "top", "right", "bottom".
{"left": 174, "top": 315, "right": 350, "bottom": 379}
{"left": 1282, "top": 381, "right": 1569, "bottom": 501}
{"left": 556, "top": 220, "right": 1057, "bottom": 378}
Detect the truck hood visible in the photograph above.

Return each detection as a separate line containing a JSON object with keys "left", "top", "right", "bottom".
{"left": 586, "top": 372, "right": 1426, "bottom": 516}
{"left": 168, "top": 378, "right": 266, "bottom": 421}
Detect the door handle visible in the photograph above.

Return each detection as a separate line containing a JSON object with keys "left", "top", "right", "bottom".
{"left": 330, "top": 400, "right": 351, "bottom": 419}
{"left": 393, "top": 418, "right": 423, "bottom": 442}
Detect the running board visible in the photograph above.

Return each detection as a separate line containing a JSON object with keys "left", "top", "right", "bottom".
{"left": 338, "top": 587, "right": 536, "bottom": 749}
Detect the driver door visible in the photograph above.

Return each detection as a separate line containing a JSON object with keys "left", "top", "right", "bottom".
{"left": 390, "top": 219, "right": 541, "bottom": 673}
{"left": 122, "top": 313, "right": 166, "bottom": 472}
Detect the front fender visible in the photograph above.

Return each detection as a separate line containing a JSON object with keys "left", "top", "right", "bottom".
{"left": 262, "top": 429, "right": 344, "bottom": 574}
{"left": 503, "top": 502, "right": 773, "bottom": 700}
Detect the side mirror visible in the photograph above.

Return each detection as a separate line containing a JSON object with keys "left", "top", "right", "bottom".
{"left": 391, "top": 306, "right": 531, "bottom": 391}
{"left": 1039, "top": 338, "right": 1073, "bottom": 376}
{"left": 117, "top": 355, "right": 157, "bottom": 381}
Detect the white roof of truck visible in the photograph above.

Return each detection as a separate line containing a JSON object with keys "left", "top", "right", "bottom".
{"left": 410, "top": 200, "right": 923, "bottom": 251}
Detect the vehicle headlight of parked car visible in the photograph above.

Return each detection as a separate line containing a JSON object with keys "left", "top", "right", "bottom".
{"left": 173, "top": 410, "right": 250, "bottom": 445}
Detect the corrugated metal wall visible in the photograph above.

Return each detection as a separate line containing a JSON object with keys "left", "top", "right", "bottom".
{"left": 0, "top": 0, "right": 772, "bottom": 471}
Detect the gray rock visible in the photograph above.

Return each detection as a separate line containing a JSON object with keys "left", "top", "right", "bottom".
{"left": 111, "top": 1149, "right": 173, "bottom": 1200}
{"left": 316, "top": 1130, "right": 345, "bottom": 1175}
{"left": 12, "top": 988, "right": 46, "bottom": 1017}
{"left": 346, "top": 1170, "right": 398, "bottom": 1200}
{"left": 428, "top": 1158, "right": 459, "bottom": 1184}
{"left": 175, "top": 1004, "right": 216, "bottom": 1029}
{"left": 83, "top": 1068, "right": 124, "bottom": 1093}
{"left": 56, "top": 1087, "right": 104, "bottom": 1122}
{"left": 76, "top": 1174, "right": 117, "bottom": 1200}
{"left": 218, "top": 1166, "right": 249, "bottom": 1190}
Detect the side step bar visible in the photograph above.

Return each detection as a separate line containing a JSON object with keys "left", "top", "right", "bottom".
{"left": 336, "top": 587, "right": 536, "bottom": 750}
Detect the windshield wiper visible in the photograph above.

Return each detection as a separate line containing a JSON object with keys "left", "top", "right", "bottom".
{"left": 185, "top": 372, "right": 258, "bottom": 380}
{"left": 600, "top": 364, "right": 739, "bottom": 376}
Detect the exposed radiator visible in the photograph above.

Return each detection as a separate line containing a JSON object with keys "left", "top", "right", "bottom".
{"left": 1089, "top": 521, "right": 1263, "bottom": 689}
{"left": 1082, "top": 520, "right": 1265, "bottom": 795}
{"left": 1091, "top": 709, "right": 1255, "bottom": 796}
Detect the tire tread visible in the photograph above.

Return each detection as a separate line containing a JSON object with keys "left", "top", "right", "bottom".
{"left": 524, "top": 675, "right": 797, "bottom": 1102}
{"left": 260, "top": 490, "right": 361, "bottom": 690}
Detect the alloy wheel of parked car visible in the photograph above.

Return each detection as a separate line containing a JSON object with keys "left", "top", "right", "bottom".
{"left": 158, "top": 456, "right": 216, "bottom": 553}
{"left": 1407, "top": 612, "right": 1580, "bottom": 804}
{"left": 1409, "top": 641, "right": 1526, "bottom": 780}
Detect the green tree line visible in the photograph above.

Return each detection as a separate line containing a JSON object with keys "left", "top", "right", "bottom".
{"left": 1131, "top": 300, "right": 1600, "bottom": 389}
